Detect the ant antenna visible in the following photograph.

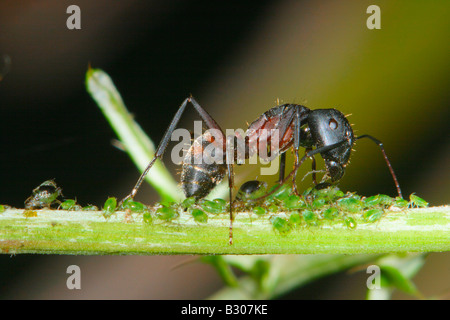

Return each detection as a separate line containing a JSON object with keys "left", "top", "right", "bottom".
{"left": 356, "top": 135, "right": 402, "bottom": 198}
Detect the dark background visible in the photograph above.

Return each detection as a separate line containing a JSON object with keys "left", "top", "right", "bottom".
{"left": 0, "top": 1, "right": 448, "bottom": 299}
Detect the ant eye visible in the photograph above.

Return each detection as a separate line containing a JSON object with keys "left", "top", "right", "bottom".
{"left": 329, "top": 118, "right": 338, "bottom": 130}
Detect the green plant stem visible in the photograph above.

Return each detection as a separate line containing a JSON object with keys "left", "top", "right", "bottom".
{"left": 86, "top": 68, "right": 183, "bottom": 202}
{"left": 1, "top": 206, "right": 449, "bottom": 255}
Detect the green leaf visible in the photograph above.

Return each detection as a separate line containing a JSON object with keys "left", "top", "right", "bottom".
{"left": 201, "top": 256, "right": 239, "bottom": 288}
{"left": 380, "top": 265, "right": 418, "bottom": 295}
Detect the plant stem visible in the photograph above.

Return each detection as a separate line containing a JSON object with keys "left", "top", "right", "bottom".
{"left": 1, "top": 206, "right": 449, "bottom": 255}
{"left": 86, "top": 67, "right": 183, "bottom": 202}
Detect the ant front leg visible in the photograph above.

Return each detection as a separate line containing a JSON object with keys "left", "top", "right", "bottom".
{"left": 250, "top": 139, "right": 350, "bottom": 204}
{"left": 291, "top": 150, "right": 300, "bottom": 196}
{"left": 278, "top": 152, "right": 286, "bottom": 183}
{"left": 278, "top": 142, "right": 317, "bottom": 188}
{"left": 305, "top": 147, "right": 318, "bottom": 185}
{"left": 284, "top": 140, "right": 349, "bottom": 194}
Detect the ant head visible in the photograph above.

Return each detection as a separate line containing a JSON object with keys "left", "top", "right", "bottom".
{"left": 308, "top": 109, "right": 355, "bottom": 181}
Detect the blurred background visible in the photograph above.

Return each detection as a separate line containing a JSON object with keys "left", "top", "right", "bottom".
{"left": 0, "top": 0, "right": 448, "bottom": 299}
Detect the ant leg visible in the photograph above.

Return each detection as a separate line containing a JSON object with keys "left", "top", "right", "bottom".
{"left": 226, "top": 135, "right": 235, "bottom": 245}
{"left": 291, "top": 107, "right": 310, "bottom": 195}
{"left": 193, "top": 98, "right": 237, "bottom": 245}
{"left": 292, "top": 151, "right": 300, "bottom": 195}
{"left": 227, "top": 164, "right": 235, "bottom": 245}
{"left": 270, "top": 105, "right": 309, "bottom": 195}
{"left": 251, "top": 104, "right": 309, "bottom": 187}
{"left": 356, "top": 135, "right": 403, "bottom": 198}
{"left": 287, "top": 141, "right": 347, "bottom": 194}
{"left": 250, "top": 140, "right": 348, "bottom": 202}
{"left": 278, "top": 152, "right": 286, "bottom": 182}
{"left": 305, "top": 148, "right": 317, "bottom": 185}
{"left": 122, "top": 96, "right": 226, "bottom": 203}
{"left": 250, "top": 153, "right": 309, "bottom": 202}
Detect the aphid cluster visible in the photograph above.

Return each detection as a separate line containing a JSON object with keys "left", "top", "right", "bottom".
{"left": 23, "top": 180, "right": 98, "bottom": 211}
{"left": 16, "top": 179, "right": 428, "bottom": 243}
{"left": 92, "top": 183, "right": 428, "bottom": 240}
{"left": 233, "top": 182, "right": 425, "bottom": 235}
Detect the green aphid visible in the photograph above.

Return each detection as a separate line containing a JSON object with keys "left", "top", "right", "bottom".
{"left": 102, "top": 197, "right": 117, "bottom": 218}
{"left": 73, "top": 204, "right": 83, "bottom": 211}
{"left": 363, "top": 194, "right": 394, "bottom": 208}
{"left": 143, "top": 212, "right": 153, "bottom": 225}
{"left": 0, "top": 205, "right": 5, "bottom": 213}
{"left": 200, "top": 199, "right": 224, "bottom": 214}
{"left": 364, "top": 195, "right": 382, "bottom": 207}
{"left": 213, "top": 198, "right": 227, "bottom": 211}
{"left": 337, "top": 197, "right": 363, "bottom": 213}
{"left": 59, "top": 199, "right": 76, "bottom": 210}
{"left": 181, "top": 197, "right": 196, "bottom": 210}
{"left": 315, "top": 186, "right": 344, "bottom": 201}
{"left": 345, "top": 193, "right": 362, "bottom": 200}
{"left": 377, "top": 194, "right": 394, "bottom": 206}
{"left": 270, "top": 216, "right": 291, "bottom": 234}
{"left": 311, "top": 197, "right": 327, "bottom": 209}
{"left": 394, "top": 197, "right": 409, "bottom": 208}
{"left": 289, "top": 212, "right": 302, "bottom": 225}
{"left": 82, "top": 205, "right": 99, "bottom": 211}
{"left": 283, "top": 195, "right": 306, "bottom": 210}
{"left": 302, "top": 209, "right": 318, "bottom": 226}
{"left": 323, "top": 207, "right": 339, "bottom": 220}
{"left": 409, "top": 194, "right": 429, "bottom": 208}
{"left": 267, "top": 203, "right": 279, "bottom": 213}
{"left": 191, "top": 208, "right": 208, "bottom": 223}
{"left": 158, "top": 200, "right": 176, "bottom": 208}
{"left": 363, "top": 208, "right": 384, "bottom": 223}
{"left": 59, "top": 199, "right": 82, "bottom": 211}
{"left": 344, "top": 216, "right": 357, "bottom": 229}
{"left": 364, "top": 194, "right": 393, "bottom": 207}
{"left": 236, "top": 180, "right": 268, "bottom": 201}
{"left": 302, "top": 187, "right": 314, "bottom": 197}
{"left": 268, "top": 183, "right": 292, "bottom": 201}
{"left": 331, "top": 188, "right": 345, "bottom": 199}
{"left": 25, "top": 180, "right": 62, "bottom": 209}
{"left": 156, "top": 206, "right": 178, "bottom": 221}
{"left": 130, "top": 201, "right": 147, "bottom": 213}
{"left": 252, "top": 206, "right": 266, "bottom": 215}
{"left": 121, "top": 199, "right": 147, "bottom": 213}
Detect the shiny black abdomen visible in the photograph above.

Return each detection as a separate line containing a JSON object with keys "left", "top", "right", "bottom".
{"left": 181, "top": 132, "right": 226, "bottom": 199}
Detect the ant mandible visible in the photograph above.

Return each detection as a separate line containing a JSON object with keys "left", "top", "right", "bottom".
{"left": 121, "top": 96, "right": 402, "bottom": 245}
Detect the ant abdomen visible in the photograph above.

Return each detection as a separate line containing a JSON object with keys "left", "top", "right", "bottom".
{"left": 181, "top": 131, "right": 227, "bottom": 199}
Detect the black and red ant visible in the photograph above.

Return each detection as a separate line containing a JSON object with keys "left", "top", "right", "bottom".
{"left": 122, "top": 96, "right": 402, "bottom": 244}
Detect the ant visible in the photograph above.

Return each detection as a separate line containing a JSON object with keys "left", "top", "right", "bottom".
{"left": 121, "top": 96, "right": 402, "bottom": 245}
